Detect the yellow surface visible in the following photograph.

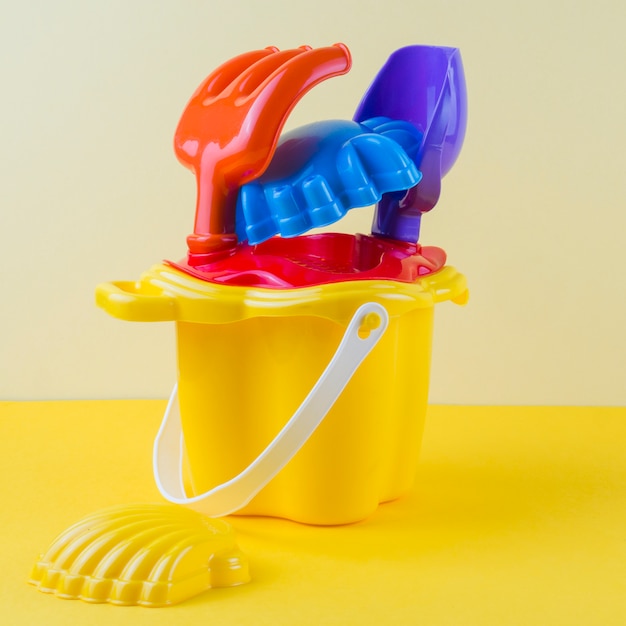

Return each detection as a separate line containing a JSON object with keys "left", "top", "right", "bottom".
{"left": 2, "top": 401, "right": 625, "bottom": 624}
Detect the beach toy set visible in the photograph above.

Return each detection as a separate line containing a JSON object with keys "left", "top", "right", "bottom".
{"left": 30, "top": 43, "right": 469, "bottom": 606}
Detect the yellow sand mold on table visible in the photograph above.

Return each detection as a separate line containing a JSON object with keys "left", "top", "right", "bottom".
{"left": 28, "top": 504, "right": 250, "bottom": 607}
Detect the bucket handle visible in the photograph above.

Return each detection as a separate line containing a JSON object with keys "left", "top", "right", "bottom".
{"left": 153, "top": 302, "right": 389, "bottom": 517}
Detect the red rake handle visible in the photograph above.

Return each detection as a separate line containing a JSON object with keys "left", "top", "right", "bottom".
{"left": 174, "top": 44, "right": 352, "bottom": 261}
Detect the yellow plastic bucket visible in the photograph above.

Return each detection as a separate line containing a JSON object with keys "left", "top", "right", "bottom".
{"left": 97, "top": 259, "right": 467, "bottom": 525}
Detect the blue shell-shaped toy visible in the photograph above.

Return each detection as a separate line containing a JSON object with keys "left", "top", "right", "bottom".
{"left": 235, "top": 118, "right": 423, "bottom": 245}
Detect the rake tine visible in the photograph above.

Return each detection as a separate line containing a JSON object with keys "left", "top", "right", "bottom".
{"left": 232, "top": 46, "right": 312, "bottom": 97}
{"left": 241, "top": 44, "right": 351, "bottom": 180}
{"left": 187, "top": 47, "right": 279, "bottom": 103}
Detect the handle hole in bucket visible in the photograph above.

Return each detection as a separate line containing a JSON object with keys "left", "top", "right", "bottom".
{"left": 357, "top": 312, "right": 382, "bottom": 339}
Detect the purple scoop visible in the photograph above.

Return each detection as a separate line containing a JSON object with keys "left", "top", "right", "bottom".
{"left": 354, "top": 45, "right": 467, "bottom": 243}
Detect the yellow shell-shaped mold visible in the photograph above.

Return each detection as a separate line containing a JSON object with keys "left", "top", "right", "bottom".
{"left": 29, "top": 504, "right": 250, "bottom": 607}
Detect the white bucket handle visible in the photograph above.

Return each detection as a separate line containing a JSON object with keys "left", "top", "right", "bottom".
{"left": 153, "top": 302, "right": 389, "bottom": 517}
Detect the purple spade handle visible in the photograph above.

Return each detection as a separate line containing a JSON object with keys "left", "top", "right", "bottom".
{"left": 354, "top": 45, "right": 467, "bottom": 243}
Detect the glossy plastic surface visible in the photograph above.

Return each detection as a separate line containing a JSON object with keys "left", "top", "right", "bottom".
{"left": 168, "top": 233, "right": 446, "bottom": 289}
{"left": 354, "top": 45, "right": 468, "bottom": 242}
{"left": 96, "top": 265, "right": 468, "bottom": 524}
{"left": 235, "top": 118, "right": 422, "bottom": 244}
{"left": 154, "top": 304, "right": 389, "bottom": 517}
{"left": 174, "top": 45, "right": 351, "bottom": 262}
{"left": 29, "top": 505, "right": 249, "bottom": 607}
{"left": 173, "top": 279, "right": 459, "bottom": 525}
{"left": 96, "top": 260, "right": 468, "bottom": 324}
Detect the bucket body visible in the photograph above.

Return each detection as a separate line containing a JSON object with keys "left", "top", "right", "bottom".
{"left": 97, "top": 252, "right": 467, "bottom": 525}
{"left": 177, "top": 305, "right": 432, "bottom": 525}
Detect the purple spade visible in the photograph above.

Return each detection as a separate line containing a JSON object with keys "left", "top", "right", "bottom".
{"left": 354, "top": 45, "right": 468, "bottom": 243}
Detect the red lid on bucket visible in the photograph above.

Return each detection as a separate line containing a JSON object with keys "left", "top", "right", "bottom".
{"left": 167, "top": 233, "right": 446, "bottom": 289}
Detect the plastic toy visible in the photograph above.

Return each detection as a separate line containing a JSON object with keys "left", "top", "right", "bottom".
{"left": 29, "top": 505, "right": 249, "bottom": 607}
{"left": 354, "top": 45, "right": 467, "bottom": 242}
{"left": 235, "top": 118, "right": 423, "bottom": 244}
{"left": 31, "top": 43, "right": 468, "bottom": 606}
{"left": 174, "top": 44, "right": 352, "bottom": 263}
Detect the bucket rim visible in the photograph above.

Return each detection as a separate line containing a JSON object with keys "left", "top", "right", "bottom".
{"left": 96, "top": 263, "right": 468, "bottom": 324}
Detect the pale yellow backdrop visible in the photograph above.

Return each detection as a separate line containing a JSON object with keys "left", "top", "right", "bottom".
{"left": 1, "top": 0, "right": 624, "bottom": 404}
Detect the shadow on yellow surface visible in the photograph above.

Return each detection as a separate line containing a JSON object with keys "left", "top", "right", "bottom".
{"left": 1, "top": 402, "right": 625, "bottom": 625}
